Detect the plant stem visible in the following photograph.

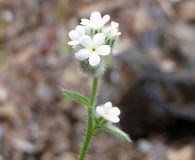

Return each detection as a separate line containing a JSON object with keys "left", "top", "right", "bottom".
{"left": 89, "top": 77, "right": 99, "bottom": 107}
{"left": 78, "top": 77, "right": 99, "bottom": 160}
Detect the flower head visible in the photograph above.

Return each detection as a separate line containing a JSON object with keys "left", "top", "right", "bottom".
{"left": 67, "top": 11, "right": 121, "bottom": 76}
{"left": 81, "top": 11, "right": 110, "bottom": 29}
{"left": 96, "top": 102, "right": 120, "bottom": 123}
{"left": 75, "top": 33, "right": 111, "bottom": 67}
{"left": 68, "top": 25, "right": 85, "bottom": 45}
{"left": 110, "top": 21, "right": 121, "bottom": 37}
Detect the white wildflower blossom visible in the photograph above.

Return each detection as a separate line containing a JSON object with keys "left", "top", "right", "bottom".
{"left": 75, "top": 33, "right": 111, "bottom": 67}
{"left": 110, "top": 21, "right": 121, "bottom": 37}
{"left": 96, "top": 102, "right": 120, "bottom": 123}
{"left": 81, "top": 11, "right": 110, "bottom": 29}
{"left": 68, "top": 25, "right": 85, "bottom": 45}
{"left": 103, "top": 21, "right": 121, "bottom": 37}
{"left": 68, "top": 11, "right": 121, "bottom": 76}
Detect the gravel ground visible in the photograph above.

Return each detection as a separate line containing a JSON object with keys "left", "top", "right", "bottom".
{"left": 0, "top": 0, "right": 195, "bottom": 160}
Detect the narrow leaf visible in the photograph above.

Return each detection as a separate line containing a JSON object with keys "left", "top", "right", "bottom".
{"left": 63, "top": 89, "right": 89, "bottom": 106}
{"left": 103, "top": 124, "right": 131, "bottom": 142}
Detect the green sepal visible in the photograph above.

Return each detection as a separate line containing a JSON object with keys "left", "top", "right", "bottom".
{"left": 62, "top": 89, "right": 89, "bottom": 106}
{"left": 103, "top": 124, "right": 131, "bottom": 142}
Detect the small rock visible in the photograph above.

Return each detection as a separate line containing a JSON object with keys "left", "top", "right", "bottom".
{"left": 2, "top": 10, "right": 14, "bottom": 23}
{"left": 138, "top": 140, "right": 166, "bottom": 160}
{"left": 176, "top": 1, "right": 195, "bottom": 23}
{"left": 160, "top": 59, "right": 176, "bottom": 73}
{"left": 12, "top": 138, "right": 35, "bottom": 154}
{"left": 167, "top": 145, "right": 194, "bottom": 160}
{"left": 58, "top": 152, "right": 76, "bottom": 160}
{"left": 0, "top": 103, "right": 17, "bottom": 122}
{"left": 137, "top": 139, "right": 152, "bottom": 154}
{"left": 133, "top": 8, "right": 155, "bottom": 34}
{"left": 0, "top": 87, "right": 7, "bottom": 102}
{"left": 36, "top": 83, "right": 53, "bottom": 102}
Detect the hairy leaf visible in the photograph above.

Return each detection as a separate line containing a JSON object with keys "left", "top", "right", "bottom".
{"left": 63, "top": 89, "right": 89, "bottom": 106}
{"left": 103, "top": 124, "right": 131, "bottom": 142}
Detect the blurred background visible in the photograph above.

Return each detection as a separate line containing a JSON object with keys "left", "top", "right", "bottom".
{"left": 0, "top": 0, "right": 195, "bottom": 159}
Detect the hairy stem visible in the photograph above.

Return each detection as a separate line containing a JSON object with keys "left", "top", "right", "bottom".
{"left": 78, "top": 77, "right": 99, "bottom": 160}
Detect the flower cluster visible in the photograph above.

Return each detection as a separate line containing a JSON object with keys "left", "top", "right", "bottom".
{"left": 96, "top": 102, "right": 120, "bottom": 123}
{"left": 68, "top": 11, "right": 121, "bottom": 76}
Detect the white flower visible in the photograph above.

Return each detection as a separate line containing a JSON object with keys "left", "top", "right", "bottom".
{"left": 110, "top": 21, "right": 121, "bottom": 37}
{"left": 96, "top": 102, "right": 120, "bottom": 123}
{"left": 103, "top": 21, "right": 121, "bottom": 36}
{"left": 75, "top": 33, "right": 111, "bottom": 67}
{"left": 81, "top": 11, "right": 110, "bottom": 29}
{"left": 68, "top": 25, "right": 85, "bottom": 45}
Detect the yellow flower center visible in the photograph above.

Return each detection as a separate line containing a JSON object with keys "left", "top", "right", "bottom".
{"left": 91, "top": 47, "right": 96, "bottom": 52}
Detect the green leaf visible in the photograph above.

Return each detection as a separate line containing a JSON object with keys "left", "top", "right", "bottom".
{"left": 63, "top": 89, "right": 89, "bottom": 106}
{"left": 103, "top": 124, "right": 132, "bottom": 142}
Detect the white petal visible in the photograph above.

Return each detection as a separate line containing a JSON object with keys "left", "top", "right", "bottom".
{"left": 96, "top": 106, "right": 105, "bottom": 116}
{"left": 84, "top": 26, "right": 91, "bottom": 35}
{"left": 97, "top": 45, "right": 111, "bottom": 56}
{"left": 103, "top": 115, "right": 112, "bottom": 121}
{"left": 93, "top": 33, "right": 105, "bottom": 47}
{"left": 104, "top": 115, "right": 119, "bottom": 123}
{"left": 75, "top": 49, "right": 90, "bottom": 61}
{"left": 89, "top": 53, "right": 100, "bottom": 66}
{"left": 102, "top": 15, "right": 110, "bottom": 25}
{"left": 109, "top": 107, "right": 121, "bottom": 116}
{"left": 80, "top": 19, "right": 90, "bottom": 26}
{"left": 111, "top": 21, "right": 119, "bottom": 28}
{"left": 75, "top": 25, "right": 85, "bottom": 37}
{"left": 68, "top": 41, "right": 80, "bottom": 45}
{"left": 109, "top": 116, "right": 120, "bottom": 123}
{"left": 104, "top": 102, "right": 112, "bottom": 109}
{"left": 69, "top": 30, "right": 79, "bottom": 41}
{"left": 90, "top": 11, "right": 101, "bottom": 21}
{"left": 79, "top": 35, "right": 92, "bottom": 48}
